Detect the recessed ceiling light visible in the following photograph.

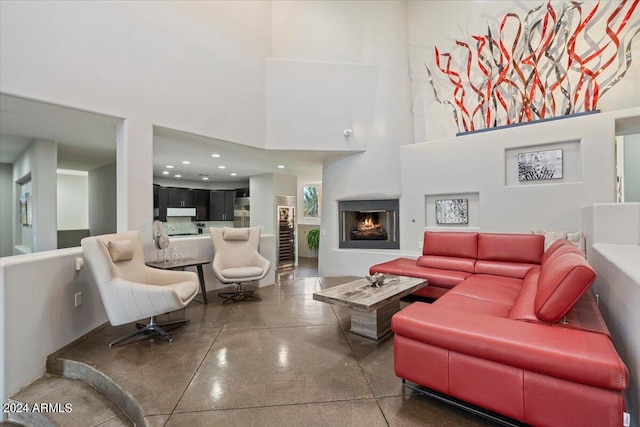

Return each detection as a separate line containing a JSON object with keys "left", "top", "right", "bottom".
{"left": 277, "top": 165, "right": 285, "bottom": 169}
{"left": 230, "top": 173, "right": 237, "bottom": 176}
{"left": 174, "top": 174, "right": 182, "bottom": 178}
{"left": 166, "top": 165, "right": 174, "bottom": 169}
{"left": 202, "top": 177, "right": 209, "bottom": 180}
{"left": 218, "top": 165, "right": 226, "bottom": 169}
{"left": 182, "top": 161, "right": 191, "bottom": 165}
{"left": 162, "top": 171, "right": 169, "bottom": 175}
{"left": 211, "top": 154, "right": 221, "bottom": 158}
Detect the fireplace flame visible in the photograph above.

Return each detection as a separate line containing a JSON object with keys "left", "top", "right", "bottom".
{"left": 359, "top": 216, "right": 377, "bottom": 231}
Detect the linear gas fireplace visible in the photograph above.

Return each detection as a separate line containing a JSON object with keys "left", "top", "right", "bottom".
{"left": 339, "top": 199, "right": 399, "bottom": 249}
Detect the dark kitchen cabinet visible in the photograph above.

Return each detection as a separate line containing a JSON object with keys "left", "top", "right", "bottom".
{"left": 153, "top": 185, "right": 168, "bottom": 221}
{"left": 167, "top": 187, "right": 195, "bottom": 208}
{"left": 210, "top": 190, "right": 235, "bottom": 221}
{"left": 235, "top": 188, "right": 250, "bottom": 198}
{"left": 195, "top": 189, "right": 210, "bottom": 221}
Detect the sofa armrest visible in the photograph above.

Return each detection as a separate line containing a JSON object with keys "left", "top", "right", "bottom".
{"left": 392, "top": 303, "right": 628, "bottom": 391}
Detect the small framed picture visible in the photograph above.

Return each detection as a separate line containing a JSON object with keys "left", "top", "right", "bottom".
{"left": 19, "top": 192, "right": 32, "bottom": 226}
{"left": 518, "top": 149, "right": 563, "bottom": 181}
{"left": 436, "top": 199, "right": 468, "bottom": 224}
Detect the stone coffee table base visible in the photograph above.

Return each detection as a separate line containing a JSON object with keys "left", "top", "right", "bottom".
{"left": 313, "top": 276, "right": 428, "bottom": 340}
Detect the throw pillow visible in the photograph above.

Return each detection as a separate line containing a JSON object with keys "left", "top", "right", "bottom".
{"left": 567, "top": 231, "right": 586, "bottom": 256}
{"left": 107, "top": 240, "right": 134, "bottom": 262}
{"left": 532, "top": 228, "right": 567, "bottom": 251}
{"left": 222, "top": 227, "right": 250, "bottom": 241}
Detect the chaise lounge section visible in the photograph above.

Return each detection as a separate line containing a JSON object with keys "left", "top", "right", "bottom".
{"left": 370, "top": 232, "right": 629, "bottom": 427}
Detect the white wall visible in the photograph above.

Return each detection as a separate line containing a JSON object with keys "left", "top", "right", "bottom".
{"left": 265, "top": 59, "right": 377, "bottom": 152}
{"left": 250, "top": 174, "right": 275, "bottom": 234}
{"left": 0, "top": 164, "right": 13, "bottom": 257}
{"left": 57, "top": 173, "right": 88, "bottom": 230}
{"left": 316, "top": 1, "right": 413, "bottom": 276}
{"left": 298, "top": 224, "right": 319, "bottom": 258}
{"left": 88, "top": 162, "right": 117, "bottom": 236}
{"left": 624, "top": 134, "right": 640, "bottom": 202}
{"left": 11, "top": 139, "right": 57, "bottom": 253}
{"left": 0, "top": 1, "right": 271, "bottom": 149}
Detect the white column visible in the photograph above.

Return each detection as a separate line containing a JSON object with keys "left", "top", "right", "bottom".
{"left": 116, "top": 119, "right": 154, "bottom": 247}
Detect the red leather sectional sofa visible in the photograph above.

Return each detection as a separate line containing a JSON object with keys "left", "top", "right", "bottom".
{"left": 370, "top": 232, "right": 629, "bottom": 427}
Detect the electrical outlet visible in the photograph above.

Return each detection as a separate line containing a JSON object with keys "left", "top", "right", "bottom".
{"left": 74, "top": 292, "right": 82, "bottom": 307}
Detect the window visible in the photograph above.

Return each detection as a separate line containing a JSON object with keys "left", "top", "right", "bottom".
{"left": 302, "top": 184, "right": 322, "bottom": 218}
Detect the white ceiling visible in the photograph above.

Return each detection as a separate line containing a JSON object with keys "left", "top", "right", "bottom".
{"left": 153, "top": 127, "right": 327, "bottom": 183}
{"left": 0, "top": 94, "right": 120, "bottom": 170}
{"left": 0, "top": 94, "right": 329, "bottom": 182}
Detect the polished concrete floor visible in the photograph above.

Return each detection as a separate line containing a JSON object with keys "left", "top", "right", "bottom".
{"left": 16, "top": 258, "right": 498, "bottom": 426}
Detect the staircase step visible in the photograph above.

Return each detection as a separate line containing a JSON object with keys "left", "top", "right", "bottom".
{"left": 9, "top": 374, "right": 133, "bottom": 427}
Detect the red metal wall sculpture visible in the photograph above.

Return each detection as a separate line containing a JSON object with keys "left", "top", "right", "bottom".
{"left": 428, "top": 0, "right": 639, "bottom": 133}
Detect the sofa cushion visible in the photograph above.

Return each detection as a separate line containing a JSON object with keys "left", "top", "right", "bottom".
{"left": 413, "top": 286, "right": 449, "bottom": 299}
{"left": 477, "top": 233, "right": 544, "bottom": 264}
{"left": 416, "top": 255, "right": 475, "bottom": 273}
{"left": 420, "top": 268, "right": 473, "bottom": 288}
{"left": 370, "top": 258, "right": 471, "bottom": 288}
{"left": 370, "top": 258, "right": 421, "bottom": 277}
{"left": 434, "top": 292, "right": 512, "bottom": 317}
{"left": 423, "top": 232, "right": 478, "bottom": 259}
{"left": 449, "top": 274, "right": 523, "bottom": 307}
{"left": 535, "top": 251, "right": 597, "bottom": 323}
{"left": 474, "top": 260, "right": 538, "bottom": 279}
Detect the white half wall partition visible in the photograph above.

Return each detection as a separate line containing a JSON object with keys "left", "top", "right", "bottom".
{"left": 0, "top": 248, "right": 107, "bottom": 415}
{"left": 583, "top": 203, "right": 640, "bottom": 423}
{"left": 399, "top": 109, "right": 640, "bottom": 251}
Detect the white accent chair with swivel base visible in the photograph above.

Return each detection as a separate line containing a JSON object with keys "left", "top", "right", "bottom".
{"left": 210, "top": 226, "right": 271, "bottom": 304}
{"left": 81, "top": 231, "right": 199, "bottom": 347}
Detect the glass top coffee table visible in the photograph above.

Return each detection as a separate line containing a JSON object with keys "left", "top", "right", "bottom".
{"left": 313, "top": 275, "right": 427, "bottom": 340}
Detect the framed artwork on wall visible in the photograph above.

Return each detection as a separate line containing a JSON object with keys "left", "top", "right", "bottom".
{"left": 436, "top": 199, "right": 469, "bottom": 224}
{"left": 19, "top": 192, "right": 32, "bottom": 226}
{"left": 302, "top": 184, "right": 322, "bottom": 218}
{"left": 518, "top": 149, "right": 563, "bottom": 181}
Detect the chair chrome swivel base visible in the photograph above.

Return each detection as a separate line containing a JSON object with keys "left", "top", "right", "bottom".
{"left": 109, "top": 315, "right": 188, "bottom": 348}
{"left": 218, "top": 283, "right": 262, "bottom": 304}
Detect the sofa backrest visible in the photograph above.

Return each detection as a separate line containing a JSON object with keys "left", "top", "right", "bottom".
{"left": 477, "top": 233, "right": 544, "bottom": 264}
{"left": 535, "top": 240, "right": 596, "bottom": 323}
{"left": 473, "top": 233, "right": 544, "bottom": 278}
{"left": 423, "top": 232, "right": 478, "bottom": 258}
{"left": 419, "top": 232, "right": 478, "bottom": 273}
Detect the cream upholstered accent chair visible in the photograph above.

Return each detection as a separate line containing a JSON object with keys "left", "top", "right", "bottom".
{"left": 210, "top": 226, "right": 271, "bottom": 304}
{"left": 81, "top": 231, "right": 199, "bottom": 347}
